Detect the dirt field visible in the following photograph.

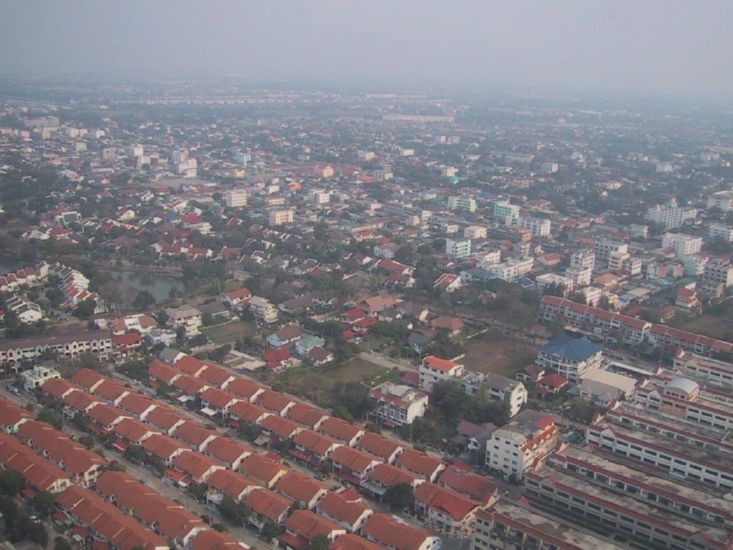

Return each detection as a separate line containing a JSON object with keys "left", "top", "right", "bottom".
{"left": 462, "top": 331, "right": 538, "bottom": 377}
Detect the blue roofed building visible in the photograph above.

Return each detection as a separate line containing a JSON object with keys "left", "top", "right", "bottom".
{"left": 536, "top": 336, "right": 603, "bottom": 382}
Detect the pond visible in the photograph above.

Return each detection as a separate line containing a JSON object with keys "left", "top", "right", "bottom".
{"left": 105, "top": 270, "right": 184, "bottom": 304}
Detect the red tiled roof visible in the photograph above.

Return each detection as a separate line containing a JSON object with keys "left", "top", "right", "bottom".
{"left": 284, "top": 509, "right": 342, "bottom": 542}
{"left": 331, "top": 446, "right": 377, "bottom": 473}
{"left": 205, "top": 436, "right": 252, "bottom": 465}
{"left": 276, "top": 471, "right": 327, "bottom": 505}
{"left": 145, "top": 407, "right": 186, "bottom": 432}
{"left": 293, "top": 430, "right": 340, "bottom": 456}
{"left": 319, "top": 417, "right": 363, "bottom": 444}
{"left": 71, "top": 368, "right": 105, "bottom": 390}
{"left": 396, "top": 448, "right": 444, "bottom": 479}
{"left": 438, "top": 466, "right": 497, "bottom": 504}
{"left": 227, "top": 377, "right": 264, "bottom": 401}
{"left": 318, "top": 492, "right": 372, "bottom": 528}
{"left": 244, "top": 488, "right": 291, "bottom": 521}
{"left": 239, "top": 454, "right": 287, "bottom": 486}
{"left": 200, "top": 387, "right": 237, "bottom": 409}
{"left": 422, "top": 355, "right": 460, "bottom": 372}
{"left": 255, "top": 389, "right": 293, "bottom": 413}
{"left": 362, "top": 513, "right": 434, "bottom": 550}
{"left": 198, "top": 365, "right": 232, "bottom": 388}
{"left": 330, "top": 533, "right": 382, "bottom": 550}
{"left": 173, "top": 421, "right": 217, "bottom": 448}
{"left": 93, "top": 379, "right": 129, "bottom": 402}
{"left": 357, "top": 432, "right": 403, "bottom": 461}
{"left": 260, "top": 415, "right": 302, "bottom": 439}
{"left": 117, "top": 393, "right": 156, "bottom": 416}
{"left": 41, "top": 377, "right": 75, "bottom": 399}
{"left": 142, "top": 434, "right": 187, "bottom": 460}
{"left": 229, "top": 401, "right": 270, "bottom": 424}
{"left": 207, "top": 469, "right": 258, "bottom": 500}
{"left": 368, "top": 463, "right": 420, "bottom": 488}
{"left": 173, "top": 450, "right": 221, "bottom": 479}
{"left": 286, "top": 403, "right": 328, "bottom": 428}
{"left": 414, "top": 482, "right": 478, "bottom": 521}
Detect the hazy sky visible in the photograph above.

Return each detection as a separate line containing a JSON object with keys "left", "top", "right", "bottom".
{"left": 1, "top": 1, "right": 731, "bottom": 99}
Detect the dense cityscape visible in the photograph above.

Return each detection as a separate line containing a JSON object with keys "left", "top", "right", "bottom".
{"left": 0, "top": 77, "right": 730, "bottom": 550}
{"left": 1, "top": 2, "right": 733, "bottom": 550}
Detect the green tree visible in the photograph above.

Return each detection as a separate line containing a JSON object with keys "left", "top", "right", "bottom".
{"left": 219, "top": 495, "right": 251, "bottom": 526}
{"left": 54, "top": 537, "right": 73, "bottom": 550}
{"left": 132, "top": 290, "right": 156, "bottom": 310}
{"left": 0, "top": 469, "right": 24, "bottom": 496}
{"left": 124, "top": 446, "right": 145, "bottom": 464}
{"left": 383, "top": 483, "right": 414, "bottom": 511}
{"left": 74, "top": 298, "right": 97, "bottom": 319}
{"left": 32, "top": 490, "right": 56, "bottom": 518}
{"left": 310, "top": 534, "right": 329, "bottom": 550}
{"left": 261, "top": 520, "right": 283, "bottom": 542}
{"left": 37, "top": 407, "right": 63, "bottom": 429}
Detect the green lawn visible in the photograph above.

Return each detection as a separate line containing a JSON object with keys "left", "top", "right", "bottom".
{"left": 462, "top": 332, "right": 538, "bottom": 377}
{"left": 674, "top": 314, "right": 733, "bottom": 342}
{"left": 202, "top": 320, "right": 256, "bottom": 344}
{"left": 275, "top": 357, "right": 401, "bottom": 407}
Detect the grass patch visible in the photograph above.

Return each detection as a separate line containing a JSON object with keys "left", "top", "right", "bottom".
{"left": 462, "top": 331, "right": 538, "bottom": 377}
{"left": 275, "top": 357, "right": 401, "bottom": 408}
{"left": 674, "top": 314, "right": 733, "bottom": 342}
{"left": 202, "top": 320, "right": 256, "bottom": 344}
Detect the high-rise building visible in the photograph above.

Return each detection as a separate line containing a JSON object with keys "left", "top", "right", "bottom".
{"left": 662, "top": 233, "right": 703, "bottom": 258}
{"left": 448, "top": 195, "right": 476, "bottom": 213}
{"left": 268, "top": 209, "right": 295, "bottom": 226}
{"left": 224, "top": 189, "right": 247, "bottom": 208}
{"left": 445, "top": 238, "right": 471, "bottom": 259}
{"left": 493, "top": 200, "right": 520, "bottom": 220}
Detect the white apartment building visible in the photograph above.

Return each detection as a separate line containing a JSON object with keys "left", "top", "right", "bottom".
{"left": 224, "top": 189, "right": 247, "bottom": 208}
{"left": 565, "top": 266, "right": 592, "bottom": 287}
{"left": 645, "top": 200, "right": 695, "bottom": 229}
{"left": 448, "top": 196, "right": 476, "bottom": 213}
{"left": 682, "top": 254, "right": 708, "bottom": 277}
{"left": 0, "top": 330, "right": 113, "bottom": 366}
{"left": 268, "top": 208, "right": 295, "bottom": 226}
{"left": 165, "top": 306, "right": 202, "bottom": 336}
{"left": 570, "top": 249, "right": 596, "bottom": 271}
{"left": 419, "top": 356, "right": 465, "bottom": 393}
{"left": 20, "top": 365, "right": 61, "bottom": 392}
{"left": 510, "top": 216, "right": 551, "bottom": 237}
{"left": 703, "top": 259, "right": 733, "bottom": 288}
{"left": 248, "top": 296, "right": 278, "bottom": 323}
{"left": 368, "top": 382, "right": 429, "bottom": 426}
{"left": 586, "top": 423, "right": 733, "bottom": 491}
{"left": 535, "top": 273, "right": 574, "bottom": 296}
{"left": 461, "top": 372, "right": 528, "bottom": 417}
{"left": 535, "top": 336, "right": 603, "bottom": 382}
{"left": 707, "top": 190, "right": 733, "bottom": 211}
{"left": 485, "top": 410, "right": 559, "bottom": 480}
{"left": 463, "top": 225, "right": 487, "bottom": 240}
{"left": 594, "top": 240, "right": 628, "bottom": 267}
{"left": 484, "top": 257, "right": 534, "bottom": 282}
{"left": 445, "top": 238, "right": 471, "bottom": 259}
{"left": 311, "top": 190, "right": 331, "bottom": 205}
{"left": 493, "top": 200, "right": 520, "bottom": 220}
{"left": 608, "top": 249, "right": 630, "bottom": 271}
{"left": 709, "top": 223, "right": 733, "bottom": 242}
{"left": 662, "top": 233, "right": 703, "bottom": 258}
